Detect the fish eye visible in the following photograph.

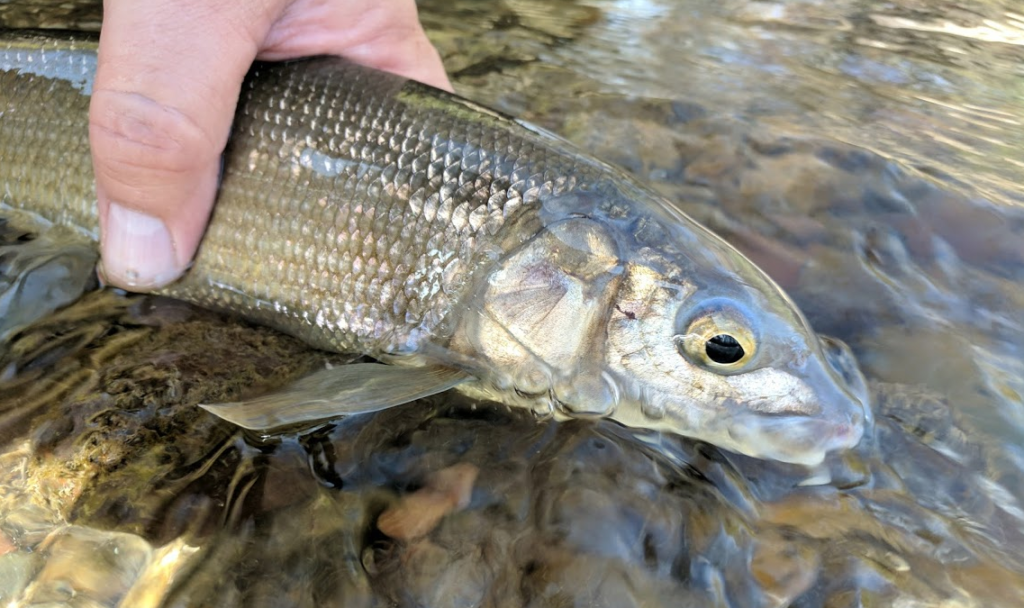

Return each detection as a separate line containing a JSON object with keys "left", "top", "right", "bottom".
{"left": 706, "top": 334, "right": 744, "bottom": 364}
{"left": 676, "top": 307, "right": 757, "bottom": 373}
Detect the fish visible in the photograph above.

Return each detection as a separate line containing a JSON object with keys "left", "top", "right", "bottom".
{"left": 0, "top": 30, "right": 870, "bottom": 465}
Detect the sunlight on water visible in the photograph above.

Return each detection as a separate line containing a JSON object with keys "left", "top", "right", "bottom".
{"left": 870, "top": 11, "right": 1024, "bottom": 46}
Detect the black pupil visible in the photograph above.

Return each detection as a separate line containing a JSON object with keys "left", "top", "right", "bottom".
{"left": 705, "top": 334, "right": 745, "bottom": 364}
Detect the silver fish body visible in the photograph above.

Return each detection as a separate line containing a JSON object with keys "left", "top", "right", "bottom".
{"left": 0, "top": 30, "right": 869, "bottom": 464}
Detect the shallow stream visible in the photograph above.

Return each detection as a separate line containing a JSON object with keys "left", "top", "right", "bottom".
{"left": 1, "top": 0, "right": 1023, "bottom": 606}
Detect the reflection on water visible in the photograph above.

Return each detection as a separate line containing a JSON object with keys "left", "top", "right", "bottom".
{"left": 2, "top": 0, "right": 1024, "bottom": 606}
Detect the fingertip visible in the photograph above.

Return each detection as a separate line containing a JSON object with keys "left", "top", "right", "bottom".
{"left": 96, "top": 171, "right": 216, "bottom": 291}
{"left": 361, "top": 29, "right": 453, "bottom": 93}
{"left": 258, "top": 0, "right": 453, "bottom": 92}
{"left": 392, "top": 28, "right": 452, "bottom": 93}
{"left": 414, "top": 41, "right": 454, "bottom": 93}
{"left": 98, "top": 200, "right": 182, "bottom": 289}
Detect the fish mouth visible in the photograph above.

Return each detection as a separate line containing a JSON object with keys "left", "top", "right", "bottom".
{"left": 724, "top": 409, "right": 865, "bottom": 466}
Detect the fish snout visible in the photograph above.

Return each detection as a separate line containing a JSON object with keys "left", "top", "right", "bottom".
{"left": 730, "top": 336, "right": 871, "bottom": 463}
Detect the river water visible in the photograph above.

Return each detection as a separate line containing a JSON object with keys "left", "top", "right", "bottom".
{"left": 1, "top": 0, "right": 1023, "bottom": 606}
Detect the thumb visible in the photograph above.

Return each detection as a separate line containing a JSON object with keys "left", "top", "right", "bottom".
{"left": 90, "top": 0, "right": 273, "bottom": 289}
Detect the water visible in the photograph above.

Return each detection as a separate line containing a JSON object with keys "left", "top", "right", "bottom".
{"left": 1, "top": 0, "right": 1023, "bottom": 606}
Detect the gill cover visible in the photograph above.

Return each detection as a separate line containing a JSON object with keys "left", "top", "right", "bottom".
{"left": 449, "top": 217, "right": 625, "bottom": 417}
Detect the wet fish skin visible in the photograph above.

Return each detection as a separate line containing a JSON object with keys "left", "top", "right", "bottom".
{"left": 0, "top": 30, "right": 869, "bottom": 465}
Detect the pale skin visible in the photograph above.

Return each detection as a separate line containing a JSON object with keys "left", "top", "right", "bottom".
{"left": 91, "top": 0, "right": 452, "bottom": 289}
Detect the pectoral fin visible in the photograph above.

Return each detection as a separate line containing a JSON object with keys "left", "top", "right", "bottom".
{"left": 199, "top": 363, "right": 471, "bottom": 431}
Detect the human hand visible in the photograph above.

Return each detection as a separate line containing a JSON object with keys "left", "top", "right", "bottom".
{"left": 90, "top": 0, "right": 451, "bottom": 289}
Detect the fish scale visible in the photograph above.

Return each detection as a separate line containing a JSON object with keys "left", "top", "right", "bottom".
{"left": 1, "top": 32, "right": 589, "bottom": 354}
{"left": 0, "top": 29, "right": 870, "bottom": 465}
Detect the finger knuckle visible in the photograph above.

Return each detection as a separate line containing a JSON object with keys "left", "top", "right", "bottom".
{"left": 89, "top": 90, "right": 216, "bottom": 184}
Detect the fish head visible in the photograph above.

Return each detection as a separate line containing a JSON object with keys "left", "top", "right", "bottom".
{"left": 450, "top": 187, "right": 870, "bottom": 465}
{"left": 603, "top": 248, "right": 871, "bottom": 466}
